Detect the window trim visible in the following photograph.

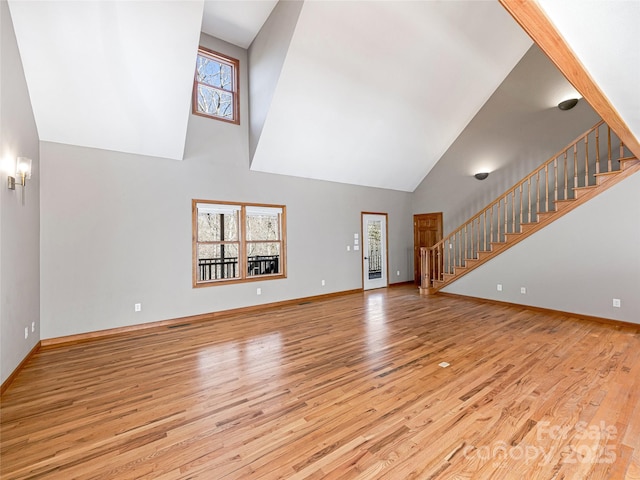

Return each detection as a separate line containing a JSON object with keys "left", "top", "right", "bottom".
{"left": 192, "top": 200, "right": 287, "bottom": 287}
{"left": 192, "top": 46, "right": 240, "bottom": 125}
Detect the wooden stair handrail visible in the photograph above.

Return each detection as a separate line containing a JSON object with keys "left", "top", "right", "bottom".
{"left": 437, "top": 120, "right": 605, "bottom": 248}
{"left": 421, "top": 120, "right": 634, "bottom": 291}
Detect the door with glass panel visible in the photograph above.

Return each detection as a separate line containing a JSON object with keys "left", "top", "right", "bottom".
{"left": 362, "top": 213, "right": 388, "bottom": 290}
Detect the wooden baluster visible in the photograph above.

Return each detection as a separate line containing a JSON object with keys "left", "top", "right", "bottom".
{"left": 433, "top": 248, "right": 436, "bottom": 283}
{"left": 620, "top": 140, "right": 624, "bottom": 162}
{"left": 482, "top": 210, "right": 487, "bottom": 251}
{"left": 545, "top": 165, "right": 549, "bottom": 212}
{"left": 553, "top": 158, "right": 558, "bottom": 205}
{"left": 584, "top": 135, "right": 589, "bottom": 186}
{"left": 519, "top": 184, "right": 524, "bottom": 230}
{"left": 607, "top": 126, "right": 612, "bottom": 172}
{"left": 451, "top": 235, "right": 455, "bottom": 270}
{"left": 528, "top": 178, "right": 532, "bottom": 223}
{"left": 573, "top": 144, "right": 578, "bottom": 189}
{"left": 496, "top": 200, "right": 500, "bottom": 243}
{"left": 464, "top": 224, "right": 467, "bottom": 263}
{"left": 504, "top": 196, "right": 508, "bottom": 239}
{"left": 490, "top": 207, "right": 493, "bottom": 248}
{"left": 455, "top": 232, "right": 458, "bottom": 268}
{"left": 536, "top": 172, "right": 540, "bottom": 219}
{"left": 485, "top": 210, "right": 489, "bottom": 251}
{"left": 564, "top": 151, "right": 568, "bottom": 200}
{"left": 512, "top": 189, "right": 516, "bottom": 234}
{"left": 595, "top": 127, "right": 600, "bottom": 174}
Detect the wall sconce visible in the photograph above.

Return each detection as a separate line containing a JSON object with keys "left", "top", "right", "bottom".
{"left": 558, "top": 98, "right": 579, "bottom": 111}
{"left": 7, "top": 157, "right": 32, "bottom": 190}
{"left": 474, "top": 172, "right": 489, "bottom": 180}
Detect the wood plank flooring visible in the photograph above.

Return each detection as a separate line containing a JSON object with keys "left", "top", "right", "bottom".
{"left": 2, "top": 287, "right": 639, "bottom": 479}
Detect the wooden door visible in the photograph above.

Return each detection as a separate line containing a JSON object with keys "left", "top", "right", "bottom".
{"left": 413, "top": 213, "right": 443, "bottom": 284}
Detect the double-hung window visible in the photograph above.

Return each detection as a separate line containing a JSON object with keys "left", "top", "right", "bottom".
{"left": 192, "top": 47, "right": 239, "bottom": 124}
{"left": 193, "top": 200, "right": 286, "bottom": 286}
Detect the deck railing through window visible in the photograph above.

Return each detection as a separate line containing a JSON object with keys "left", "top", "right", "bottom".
{"left": 368, "top": 247, "right": 382, "bottom": 279}
{"left": 199, "top": 255, "right": 280, "bottom": 281}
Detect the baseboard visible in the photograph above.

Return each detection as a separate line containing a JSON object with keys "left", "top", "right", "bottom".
{"left": 1, "top": 341, "right": 41, "bottom": 396}
{"left": 41, "top": 288, "right": 364, "bottom": 348}
{"left": 436, "top": 292, "right": 640, "bottom": 331}
{"left": 389, "top": 281, "right": 416, "bottom": 288}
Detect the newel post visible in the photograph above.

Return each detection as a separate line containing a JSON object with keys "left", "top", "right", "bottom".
{"left": 419, "top": 247, "right": 432, "bottom": 295}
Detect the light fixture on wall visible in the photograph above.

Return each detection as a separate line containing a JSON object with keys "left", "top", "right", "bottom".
{"left": 7, "top": 157, "right": 32, "bottom": 190}
{"left": 474, "top": 172, "right": 489, "bottom": 181}
{"left": 558, "top": 98, "right": 579, "bottom": 111}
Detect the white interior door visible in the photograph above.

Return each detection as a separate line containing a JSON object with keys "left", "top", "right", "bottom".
{"left": 362, "top": 214, "right": 388, "bottom": 290}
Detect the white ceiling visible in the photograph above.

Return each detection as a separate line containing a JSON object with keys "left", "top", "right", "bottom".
{"left": 8, "top": 0, "right": 204, "bottom": 160}
{"left": 250, "top": 1, "right": 532, "bottom": 191}
{"left": 201, "top": 0, "right": 278, "bottom": 49}
{"left": 7, "top": 1, "right": 638, "bottom": 190}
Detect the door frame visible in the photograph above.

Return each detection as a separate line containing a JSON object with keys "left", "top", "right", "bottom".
{"left": 361, "top": 212, "right": 389, "bottom": 290}
{"left": 413, "top": 212, "right": 443, "bottom": 285}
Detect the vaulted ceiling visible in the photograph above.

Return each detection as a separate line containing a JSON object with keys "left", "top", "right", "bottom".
{"left": 7, "top": 0, "right": 638, "bottom": 192}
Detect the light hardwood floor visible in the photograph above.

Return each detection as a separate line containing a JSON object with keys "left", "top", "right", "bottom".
{"left": 2, "top": 287, "right": 639, "bottom": 479}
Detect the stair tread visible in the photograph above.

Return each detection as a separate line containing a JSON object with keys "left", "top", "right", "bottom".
{"left": 537, "top": 210, "right": 557, "bottom": 216}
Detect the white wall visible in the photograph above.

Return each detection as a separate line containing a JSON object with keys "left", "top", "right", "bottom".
{"left": 39, "top": 34, "right": 414, "bottom": 340}
{"left": 443, "top": 172, "right": 640, "bottom": 324}
{"left": 1, "top": 0, "right": 40, "bottom": 384}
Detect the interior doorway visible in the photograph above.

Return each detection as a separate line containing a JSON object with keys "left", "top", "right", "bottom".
{"left": 362, "top": 213, "right": 388, "bottom": 290}
{"left": 413, "top": 213, "right": 443, "bottom": 284}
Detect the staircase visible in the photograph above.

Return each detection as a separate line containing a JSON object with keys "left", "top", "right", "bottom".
{"left": 420, "top": 120, "right": 640, "bottom": 294}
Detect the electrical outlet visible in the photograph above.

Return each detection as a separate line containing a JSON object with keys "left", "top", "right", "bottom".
{"left": 397, "top": 270, "right": 400, "bottom": 276}
{"left": 347, "top": 245, "right": 350, "bottom": 251}
{"left": 134, "top": 303, "right": 141, "bottom": 312}
{"left": 613, "top": 298, "right": 621, "bottom": 308}
{"left": 24, "top": 327, "right": 28, "bottom": 339}
{"left": 321, "top": 280, "right": 325, "bottom": 286}
{"left": 257, "top": 288, "right": 261, "bottom": 295}
{"left": 31, "top": 321, "right": 35, "bottom": 332}
{"left": 497, "top": 284, "right": 503, "bottom": 292}
{"left": 520, "top": 287, "right": 527, "bottom": 294}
